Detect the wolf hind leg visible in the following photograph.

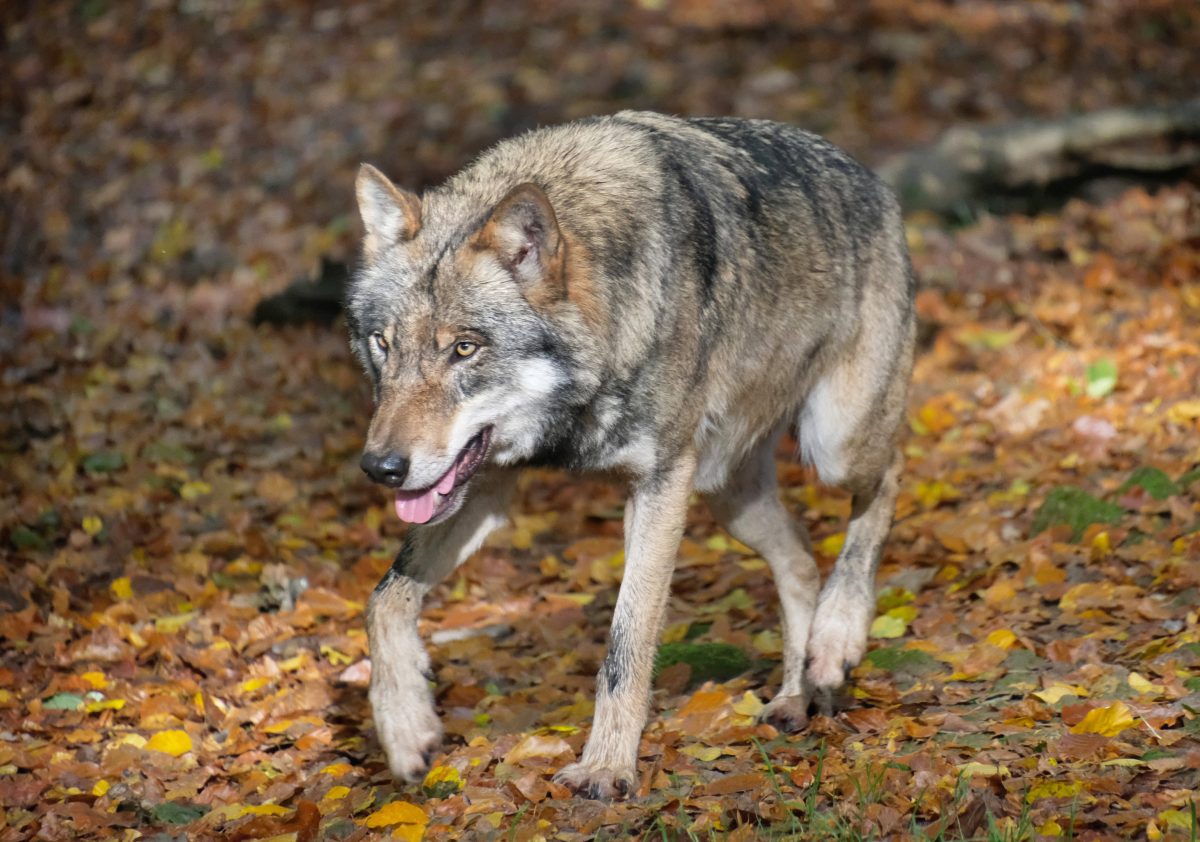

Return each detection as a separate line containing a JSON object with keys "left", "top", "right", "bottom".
{"left": 705, "top": 431, "right": 821, "bottom": 730}
{"left": 369, "top": 470, "right": 515, "bottom": 782}
{"left": 806, "top": 448, "right": 903, "bottom": 707}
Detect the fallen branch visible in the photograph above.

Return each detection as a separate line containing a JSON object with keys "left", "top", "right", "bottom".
{"left": 879, "top": 99, "right": 1200, "bottom": 215}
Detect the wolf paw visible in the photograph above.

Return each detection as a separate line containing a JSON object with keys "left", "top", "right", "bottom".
{"left": 554, "top": 761, "right": 635, "bottom": 800}
{"left": 370, "top": 675, "right": 442, "bottom": 782}
{"left": 760, "top": 693, "right": 810, "bottom": 732}
{"left": 806, "top": 586, "right": 871, "bottom": 690}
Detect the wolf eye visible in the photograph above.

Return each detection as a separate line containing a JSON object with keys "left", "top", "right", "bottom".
{"left": 371, "top": 333, "right": 388, "bottom": 354}
{"left": 453, "top": 341, "right": 478, "bottom": 359}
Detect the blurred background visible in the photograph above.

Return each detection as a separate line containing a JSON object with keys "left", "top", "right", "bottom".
{"left": 3, "top": 0, "right": 1198, "bottom": 328}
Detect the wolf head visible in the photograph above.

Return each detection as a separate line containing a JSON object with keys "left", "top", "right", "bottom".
{"left": 347, "top": 164, "right": 581, "bottom": 525}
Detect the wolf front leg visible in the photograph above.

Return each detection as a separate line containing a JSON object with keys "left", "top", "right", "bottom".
{"left": 368, "top": 471, "right": 515, "bottom": 782}
{"left": 554, "top": 451, "right": 696, "bottom": 799}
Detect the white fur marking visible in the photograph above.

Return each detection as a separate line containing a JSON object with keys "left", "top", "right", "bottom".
{"left": 799, "top": 377, "right": 849, "bottom": 485}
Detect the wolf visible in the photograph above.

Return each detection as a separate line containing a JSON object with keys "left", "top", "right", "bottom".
{"left": 347, "top": 111, "right": 915, "bottom": 799}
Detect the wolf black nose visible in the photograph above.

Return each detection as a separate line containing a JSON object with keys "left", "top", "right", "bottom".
{"left": 361, "top": 452, "right": 410, "bottom": 487}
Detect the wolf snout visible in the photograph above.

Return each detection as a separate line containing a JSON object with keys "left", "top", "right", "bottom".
{"left": 360, "top": 451, "right": 410, "bottom": 487}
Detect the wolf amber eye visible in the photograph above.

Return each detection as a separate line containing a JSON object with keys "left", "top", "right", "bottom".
{"left": 454, "top": 341, "right": 478, "bottom": 359}
{"left": 371, "top": 333, "right": 388, "bottom": 354}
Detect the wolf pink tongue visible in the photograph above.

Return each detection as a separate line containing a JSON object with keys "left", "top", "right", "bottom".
{"left": 395, "top": 490, "right": 436, "bottom": 524}
{"left": 393, "top": 463, "right": 457, "bottom": 524}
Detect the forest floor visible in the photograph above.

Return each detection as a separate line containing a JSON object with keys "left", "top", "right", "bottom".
{"left": 3, "top": 2, "right": 1200, "bottom": 840}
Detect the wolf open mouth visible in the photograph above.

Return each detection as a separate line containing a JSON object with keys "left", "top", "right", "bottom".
{"left": 393, "top": 427, "right": 492, "bottom": 525}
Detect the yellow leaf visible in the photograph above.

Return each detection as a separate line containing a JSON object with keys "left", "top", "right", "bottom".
{"left": 1147, "top": 818, "right": 1162, "bottom": 841}
{"left": 1090, "top": 531, "right": 1111, "bottom": 560}
{"left": 870, "top": 614, "right": 908, "bottom": 639}
{"left": 958, "top": 762, "right": 1008, "bottom": 778}
{"left": 85, "top": 699, "right": 125, "bottom": 713}
{"left": 914, "top": 479, "right": 959, "bottom": 509}
{"left": 231, "top": 804, "right": 290, "bottom": 818}
{"left": 321, "top": 762, "right": 352, "bottom": 776}
{"left": 80, "top": 671, "right": 109, "bottom": 690}
{"left": 111, "top": 577, "right": 133, "bottom": 601}
{"left": 82, "top": 516, "right": 103, "bottom": 536}
{"left": 111, "top": 733, "right": 146, "bottom": 749}
{"left": 422, "top": 764, "right": 463, "bottom": 792}
{"left": 241, "top": 677, "right": 269, "bottom": 694}
{"left": 982, "top": 579, "right": 1017, "bottom": 607}
{"left": 279, "top": 654, "right": 306, "bottom": 672}
{"left": 1127, "top": 673, "right": 1162, "bottom": 695}
{"left": 818, "top": 532, "right": 845, "bottom": 557}
{"left": 558, "top": 593, "right": 594, "bottom": 606}
{"left": 752, "top": 628, "right": 783, "bottom": 656}
{"left": 155, "top": 611, "right": 198, "bottom": 632}
{"left": 1070, "top": 701, "right": 1135, "bottom": 737}
{"left": 179, "top": 480, "right": 212, "bottom": 500}
{"left": 364, "top": 800, "right": 428, "bottom": 828}
{"left": 539, "top": 554, "right": 561, "bottom": 577}
{"left": 393, "top": 824, "right": 425, "bottom": 842}
{"left": 446, "top": 576, "right": 468, "bottom": 602}
{"left": 320, "top": 645, "right": 353, "bottom": 666}
{"left": 1167, "top": 399, "right": 1200, "bottom": 424}
{"left": 886, "top": 605, "right": 918, "bottom": 623}
{"left": 661, "top": 622, "right": 690, "bottom": 644}
{"left": 1027, "top": 780, "right": 1083, "bottom": 801}
{"left": 1156, "top": 810, "right": 1194, "bottom": 832}
{"left": 1038, "top": 819, "right": 1063, "bottom": 837}
{"left": 145, "top": 729, "right": 192, "bottom": 757}
{"left": 986, "top": 629, "right": 1018, "bottom": 650}
{"left": 680, "top": 745, "right": 723, "bottom": 761}
{"left": 92, "top": 779, "right": 110, "bottom": 796}
{"left": 322, "top": 785, "right": 350, "bottom": 801}
{"left": 510, "top": 527, "right": 533, "bottom": 550}
{"left": 731, "top": 691, "right": 763, "bottom": 718}
{"left": 1034, "top": 683, "right": 1089, "bottom": 704}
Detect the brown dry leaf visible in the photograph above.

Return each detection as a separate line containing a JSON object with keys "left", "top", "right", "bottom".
{"left": 256, "top": 472, "right": 298, "bottom": 505}
{"left": 503, "top": 735, "right": 574, "bottom": 765}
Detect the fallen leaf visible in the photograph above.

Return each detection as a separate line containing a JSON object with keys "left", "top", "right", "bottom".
{"left": 1069, "top": 701, "right": 1135, "bottom": 737}
{"left": 146, "top": 729, "right": 193, "bottom": 757}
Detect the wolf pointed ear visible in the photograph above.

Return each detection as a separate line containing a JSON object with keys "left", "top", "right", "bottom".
{"left": 474, "top": 183, "right": 563, "bottom": 291}
{"left": 356, "top": 163, "right": 421, "bottom": 255}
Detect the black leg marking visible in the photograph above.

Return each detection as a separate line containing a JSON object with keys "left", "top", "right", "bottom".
{"left": 601, "top": 621, "right": 631, "bottom": 693}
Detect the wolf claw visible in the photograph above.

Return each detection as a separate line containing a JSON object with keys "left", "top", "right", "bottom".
{"left": 760, "top": 693, "right": 810, "bottom": 732}
{"left": 554, "top": 762, "right": 636, "bottom": 800}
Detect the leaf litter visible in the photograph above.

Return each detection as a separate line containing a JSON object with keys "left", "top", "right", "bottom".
{"left": 3, "top": 1, "right": 1200, "bottom": 839}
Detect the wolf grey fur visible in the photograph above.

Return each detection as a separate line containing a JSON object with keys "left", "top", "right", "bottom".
{"left": 348, "top": 111, "right": 915, "bottom": 798}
